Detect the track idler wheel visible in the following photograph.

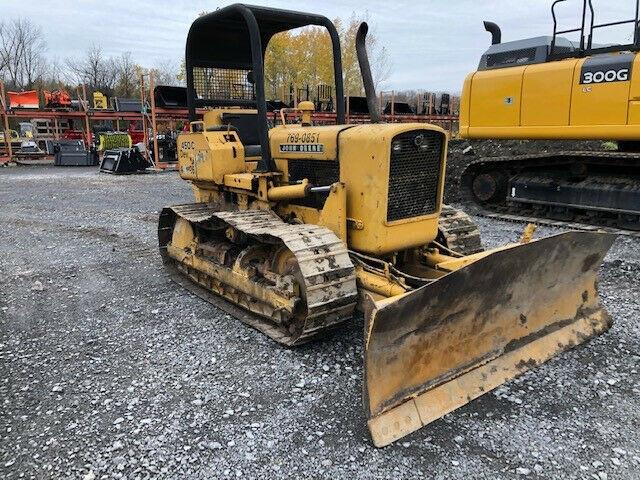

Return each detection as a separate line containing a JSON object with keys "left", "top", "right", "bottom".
{"left": 471, "top": 171, "right": 507, "bottom": 203}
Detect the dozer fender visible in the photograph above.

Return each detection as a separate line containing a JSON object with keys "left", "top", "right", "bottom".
{"left": 363, "top": 231, "right": 615, "bottom": 447}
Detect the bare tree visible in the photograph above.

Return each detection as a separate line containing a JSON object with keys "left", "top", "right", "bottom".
{"left": 66, "top": 44, "right": 117, "bottom": 94}
{"left": 22, "top": 35, "right": 47, "bottom": 87}
{"left": 0, "top": 19, "right": 47, "bottom": 89}
{"left": 115, "top": 52, "right": 137, "bottom": 97}
{"left": 46, "top": 57, "right": 65, "bottom": 85}
{"left": 152, "top": 60, "right": 181, "bottom": 86}
{"left": 336, "top": 14, "right": 391, "bottom": 96}
{"left": 37, "top": 56, "right": 72, "bottom": 91}
{"left": 0, "top": 20, "right": 22, "bottom": 86}
{"left": 371, "top": 44, "right": 392, "bottom": 92}
{"left": 0, "top": 22, "right": 7, "bottom": 76}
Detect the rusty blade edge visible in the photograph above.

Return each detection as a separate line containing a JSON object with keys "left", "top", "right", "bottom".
{"left": 371, "top": 305, "right": 604, "bottom": 416}
{"left": 366, "top": 308, "right": 611, "bottom": 448}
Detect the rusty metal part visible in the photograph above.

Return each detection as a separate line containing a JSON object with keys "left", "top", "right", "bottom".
{"left": 421, "top": 249, "right": 460, "bottom": 269}
{"left": 436, "top": 204, "right": 483, "bottom": 255}
{"left": 225, "top": 226, "right": 247, "bottom": 244}
{"left": 159, "top": 203, "right": 358, "bottom": 345}
{"left": 270, "top": 246, "right": 298, "bottom": 276}
{"left": 168, "top": 241, "right": 300, "bottom": 317}
{"left": 355, "top": 266, "right": 408, "bottom": 297}
{"left": 520, "top": 223, "right": 537, "bottom": 244}
{"left": 362, "top": 231, "right": 614, "bottom": 447}
{"left": 198, "top": 240, "right": 237, "bottom": 266}
{"left": 472, "top": 172, "right": 499, "bottom": 202}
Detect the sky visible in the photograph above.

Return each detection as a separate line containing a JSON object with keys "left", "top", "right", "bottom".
{"left": 1, "top": 0, "right": 637, "bottom": 92}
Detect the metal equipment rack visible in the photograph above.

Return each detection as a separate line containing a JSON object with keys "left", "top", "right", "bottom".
{"left": 0, "top": 75, "right": 200, "bottom": 168}
{"left": 1, "top": 75, "right": 459, "bottom": 166}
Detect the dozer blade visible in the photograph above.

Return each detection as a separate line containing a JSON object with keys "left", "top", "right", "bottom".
{"left": 363, "top": 231, "right": 615, "bottom": 447}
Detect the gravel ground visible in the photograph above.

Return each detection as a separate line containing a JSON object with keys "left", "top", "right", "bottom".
{"left": 1, "top": 166, "right": 639, "bottom": 480}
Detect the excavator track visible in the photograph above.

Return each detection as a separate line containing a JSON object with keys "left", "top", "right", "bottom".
{"left": 158, "top": 204, "right": 358, "bottom": 346}
{"left": 460, "top": 151, "right": 640, "bottom": 237}
{"left": 437, "top": 204, "right": 483, "bottom": 255}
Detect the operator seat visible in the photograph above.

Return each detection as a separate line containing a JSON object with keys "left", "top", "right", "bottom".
{"left": 221, "top": 112, "right": 261, "bottom": 158}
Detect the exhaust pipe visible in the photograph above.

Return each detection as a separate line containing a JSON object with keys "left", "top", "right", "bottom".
{"left": 483, "top": 21, "right": 502, "bottom": 45}
{"left": 356, "top": 22, "right": 381, "bottom": 123}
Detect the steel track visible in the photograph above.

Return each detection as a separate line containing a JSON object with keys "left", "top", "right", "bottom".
{"left": 460, "top": 151, "right": 640, "bottom": 237}
{"left": 158, "top": 204, "right": 358, "bottom": 346}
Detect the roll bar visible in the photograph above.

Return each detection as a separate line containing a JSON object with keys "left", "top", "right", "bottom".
{"left": 185, "top": 4, "right": 346, "bottom": 172}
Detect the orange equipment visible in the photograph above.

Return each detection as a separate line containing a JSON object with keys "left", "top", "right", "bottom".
{"left": 44, "top": 90, "right": 72, "bottom": 109}
{"left": 8, "top": 91, "right": 39, "bottom": 109}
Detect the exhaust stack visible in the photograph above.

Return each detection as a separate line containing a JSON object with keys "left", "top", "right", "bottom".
{"left": 483, "top": 21, "right": 502, "bottom": 45}
{"left": 356, "top": 22, "right": 381, "bottom": 123}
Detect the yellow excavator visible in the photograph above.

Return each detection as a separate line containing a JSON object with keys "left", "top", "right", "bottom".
{"left": 460, "top": 0, "right": 640, "bottom": 233}
{"left": 159, "top": 4, "right": 614, "bottom": 447}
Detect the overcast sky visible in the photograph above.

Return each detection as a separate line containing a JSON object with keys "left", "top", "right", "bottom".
{"left": 1, "top": 0, "right": 636, "bottom": 91}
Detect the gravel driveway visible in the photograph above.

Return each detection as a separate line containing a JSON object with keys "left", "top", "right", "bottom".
{"left": 1, "top": 166, "right": 638, "bottom": 479}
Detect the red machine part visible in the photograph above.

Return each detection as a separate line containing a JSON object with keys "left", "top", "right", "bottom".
{"left": 127, "top": 121, "right": 144, "bottom": 144}
{"left": 62, "top": 130, "right": 91, "bottom": 144}
{"left": 44, "top": 90, "right": 72, "bottom": 108}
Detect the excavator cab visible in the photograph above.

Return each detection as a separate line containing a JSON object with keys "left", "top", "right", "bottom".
{"left": 161, "top": 3, "right": 616, "bottom": 448}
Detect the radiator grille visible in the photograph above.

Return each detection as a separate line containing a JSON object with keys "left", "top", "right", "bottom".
{"left": 387, "top": 130, "right": 444, "bottom": 222}
{"left": 288, "top": 160, "right": 339, "bottom": 209}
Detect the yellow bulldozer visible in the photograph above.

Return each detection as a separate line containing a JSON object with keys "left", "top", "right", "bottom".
{"left": 158, "top": 4, "right": 615, "bottom": 447}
